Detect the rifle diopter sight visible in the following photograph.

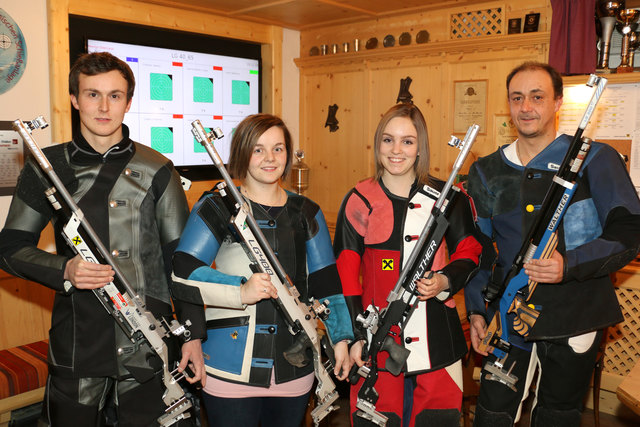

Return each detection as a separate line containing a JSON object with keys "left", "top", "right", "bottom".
{"left": 24, "top": 116, "right": 49, "bottom": 131}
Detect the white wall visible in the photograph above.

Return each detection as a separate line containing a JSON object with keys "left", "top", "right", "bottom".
{"left": 0, "top": 0, "right": 51, "bottom": 228}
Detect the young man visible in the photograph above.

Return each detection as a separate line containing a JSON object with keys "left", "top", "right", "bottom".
{"left": 0, "top": 52, "right": 204, "bottom": 425}
{"left": 465, "top": 62, "right": 640, "bottom": 426}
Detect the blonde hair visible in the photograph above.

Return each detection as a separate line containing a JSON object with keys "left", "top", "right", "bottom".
{"left": 373, "top": 104, "right": 430, "bottom": 184}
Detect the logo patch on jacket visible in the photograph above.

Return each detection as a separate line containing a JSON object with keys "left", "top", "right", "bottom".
{"left": 231, "top": 331, "right": 239, "bottom": 339}
{"left": 382, "top": 259, "right": 394, "bottom": 270}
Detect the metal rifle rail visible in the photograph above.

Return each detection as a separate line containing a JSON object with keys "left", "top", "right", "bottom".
{"left": 351, "top": 124, "right": 480, "bottom": 426}
{"left": 13, "top": 117, "right": 193, "bottom": 426}
{"left": 190, "top": 120, "right": 339, "bottom": 425}
{"left": 478, "top": 74, "right": 608, "bottom": 391}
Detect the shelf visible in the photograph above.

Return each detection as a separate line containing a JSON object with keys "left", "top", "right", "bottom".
{"left": 295, "top": 32, "right": 550, "bottom": 69}
{"left": 564, "top": 72, "right": 640, "bottom": 85}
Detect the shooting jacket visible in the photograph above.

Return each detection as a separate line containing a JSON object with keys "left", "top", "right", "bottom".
{"left": 171, "top": 191, "right": 353, "bottom": 387}
{"left": 465, "top": 135, "right": 640, "bottom": 343}
{"left": 0, "top": 127, "right": 192, "bottom": 378}
{"left": 334, "top": 178, "right": 483, "bottom": 374}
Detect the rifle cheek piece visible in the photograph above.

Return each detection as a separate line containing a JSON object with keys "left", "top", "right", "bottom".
{"left": 283, "top": 333, "right": 313, "bottom": 368}
{"left": 380, "top": 335, "right": 410, "bottom": 376}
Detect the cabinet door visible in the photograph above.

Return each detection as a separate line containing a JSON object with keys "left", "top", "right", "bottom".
{"left": 300, "top": 69, "right": 368, "bottom": 221}
{"left": 369, "top": 64, "right": 449, "bottom": 178}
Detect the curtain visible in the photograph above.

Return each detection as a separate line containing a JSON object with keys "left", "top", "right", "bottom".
{"left": 549, "top": 0, "right": 597, "bottom": 74}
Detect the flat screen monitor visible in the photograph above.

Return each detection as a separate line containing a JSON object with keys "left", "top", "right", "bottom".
{"left": 69, "top": 15, "right": 262, "bottom": 180}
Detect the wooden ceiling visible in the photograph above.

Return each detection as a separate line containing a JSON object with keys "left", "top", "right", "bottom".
{"left": 133, "top": 0, "right": 495, "bottom": 30}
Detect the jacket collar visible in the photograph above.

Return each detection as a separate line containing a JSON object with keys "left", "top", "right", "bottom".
{"left": 69, "top": 124, "right": 135, "bottom": 165}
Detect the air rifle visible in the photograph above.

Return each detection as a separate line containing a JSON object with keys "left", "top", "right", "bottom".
{"left": 13, "top": 117, "right": 194, "bottom": 425}
{"left": 478, "top": 74, "right": 608, "bottom": 391}
{"left": 190, "top": 120, "right": 339, "bottom": 425}
{"left": 350, "top": 124, "right": 480, "bottom": 426}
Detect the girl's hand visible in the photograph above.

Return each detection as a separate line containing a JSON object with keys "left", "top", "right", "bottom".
{"left": 333, "top": 341, "right": 351, "bottom": 381}
{"left": 415, "top": 272, "right": 449, "bottom": 301}
{"left": 240, "top": 273, "right": 278, "bottom": 304}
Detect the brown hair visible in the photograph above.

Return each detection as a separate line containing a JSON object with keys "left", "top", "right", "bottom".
{"left": 373, "top": 103, "right": 430, "bottom": 184}
{"left": 228, "top": 114, "right": 293, "bottom": 181}
{"left": 69, "top": 52, "right": 136, "bottom": 101}
{"left": 506, "top": 61, "right": 564, "bottom": 99}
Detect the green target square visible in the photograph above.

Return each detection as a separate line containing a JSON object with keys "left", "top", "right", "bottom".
{"left": 193, "top": 77, "right": 213, "bottom": 103}
{"left": 151, "top": 127, "right": 174, "bottom": 153}
{"left": 232, "top": 80, "right": 251, "bottom": 105}
{"left": 150, "top": 73, "right": 173, "bottom": 101}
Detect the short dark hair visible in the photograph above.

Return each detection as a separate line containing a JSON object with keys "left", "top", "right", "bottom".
{"left": 69, "top": 52, "right": 135, "bottom": 101}
{"left": 373, "top": 103, "right": 430, "bottom": 184}
{"left": 228, "top": 114, "right": 293, "bottom": 181}
{"left": 506, "top": 61, "right": 563, "bottom": 99}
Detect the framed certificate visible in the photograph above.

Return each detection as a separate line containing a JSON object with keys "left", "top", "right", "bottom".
{"left": 493, "top": 114, "right": 518, "bottom": 147}
{"left": 453, "top": 80, "right": 487, "bottom": 134}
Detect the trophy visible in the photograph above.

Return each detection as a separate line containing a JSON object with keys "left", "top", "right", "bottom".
{"left": 290, "top": 150, "right": 309, "bottom": 194}
{"left": 628, "top": 30, "right": 640, "bottom": 69}
{"left": 596, "top": 0, "right": 625, "bottom": 71}
{"left": 616, "top": 8, "right": 640, "bottom": 72}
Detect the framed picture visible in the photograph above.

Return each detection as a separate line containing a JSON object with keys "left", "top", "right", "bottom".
{"left": 493, "top": 114, "right": 518, "bottom": 147}
{"left": 453, "top": 80, "right": 487, "bottom": 134}
{"left": 523, "top": 13, "right": 540, "bottom": 33}
{"left": 508, "top": 18, "right": 522, "bottom": 34}
{"left": 0, "top": 121, "right": 25, "bottom": 196}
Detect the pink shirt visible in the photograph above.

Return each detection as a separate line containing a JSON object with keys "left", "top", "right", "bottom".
{"left": 204, "top": 370, "right": 314, "bottom": 398}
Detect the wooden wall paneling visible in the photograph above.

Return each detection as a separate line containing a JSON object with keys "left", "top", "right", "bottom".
{"left": 297, "top": 32, "right": 550, "bottom": 219}
{"left": 261, "top": 26, "right": 283, "bottom": 116}
{"left": 297, "top": 33, "right": 549, "bottom": 216}
{"left": 0, "top": 272, "right": 54, "bottom": 351}
{"left": 299, "top": 67, "right": 368, "bottom": 219}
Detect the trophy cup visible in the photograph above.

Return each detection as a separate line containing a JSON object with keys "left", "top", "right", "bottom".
{"left": 596, "top": 0, "right": 625, "bottom": 72}
{"left": 290, "top": 150, "right": 309, "bottom": 194}
{"left": 616, "top": 8, "right": 640, "bottom": 72}
{"left": 628, "top": 30, "right": 640, "bottom": 69}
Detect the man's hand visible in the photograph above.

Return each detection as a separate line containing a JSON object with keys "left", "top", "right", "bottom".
{"left": 469, "top": 314, "right": 489, "bottom": 356}
{"left": 64, "top": 254, "right": 114, "bottom": 289}
{"left": 333, "top": 340, "right": 351, "bottom": 381}
{"left": 415, "top": 272, "right": 449, "bottom": 301}
{"left": 178, "top": 339, "right": 206, "bottom": 387}
{"left": 523, "top": 250, "right": 564, "bottom": 284}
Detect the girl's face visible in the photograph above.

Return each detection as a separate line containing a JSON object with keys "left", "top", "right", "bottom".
{"left": 378, "top": 116, "right": 419, "bottom": 180}
{"left": 245, "top": 126, "right": 287, "bottom": 186}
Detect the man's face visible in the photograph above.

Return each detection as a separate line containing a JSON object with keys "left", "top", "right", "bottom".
{"left": 70, "top": 70, "right": 132, "bottom": 152}
{"left": 508, "top": 69, "right": 563, "bottom": 141}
